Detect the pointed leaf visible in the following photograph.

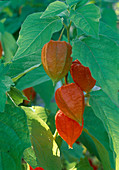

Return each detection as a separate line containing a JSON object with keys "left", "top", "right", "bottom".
{"left": 83, "top": 107, "right": 114, "bottom": 169}
{"left": 90, "top": 90, "right": 119, "bottom": 170}
{"left": 70, "top": 4, "right": 101, "bottom": 38}
{"left": 41, "top": 1, "right": 67, "bottom": 18}
{"left": 0, "top": 104, "right": 30, "bottom": 170}
{"left": 22, "top": 106, "right": 62, "bottom": 170}
{"left": 7, "top": 86, "right": 27, "bottom": 105}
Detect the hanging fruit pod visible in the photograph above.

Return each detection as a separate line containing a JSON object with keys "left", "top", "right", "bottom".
{"left": 55, "top": 83, "right": 84, "bottom": 124}
{"left": 23, "top": 87, "right": 36, "bottom": 104}
{"left": 41, "top": 40, "right": 72, "bottom": 83}
{"left": 55, "top": 110, "right": 84, "bottom": 148}
{"left": 70, "top": 60, "right": 96, "bottom": 92}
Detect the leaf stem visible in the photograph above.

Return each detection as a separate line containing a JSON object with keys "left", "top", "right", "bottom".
{"left": 53, "top": 129, "right": 58, "bottom": 140}
{"left": 12, "top": 63, "right": 42, "bottom": 82}
{"left": 64, "top": 73, "right": 68, "bottom": 85}
{"left": 63, "top": 21, "right": 72, "bottom": 84}
{"left": 58, "top": 27, "right": 65, "bottom": 41}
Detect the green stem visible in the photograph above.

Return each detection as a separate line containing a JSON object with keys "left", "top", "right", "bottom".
{"left": 12, "top": 63, "right": 42, "bottom": 82}
{"left": 53, "top": 129, "right": 58, "bottom": 140}
{"left": 58, "top": 27, "right": 65, "bottom": 41}
{"left": 63, "top": 21, "right": 72, "bottom": 84}
{"left": 84, "top": 92, "right": 90, "bottom": 106}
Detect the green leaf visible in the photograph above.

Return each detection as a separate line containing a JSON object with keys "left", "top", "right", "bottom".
{"left": 0, "top": 75, "right": 13, "bottom": 112}
{"left": 90, "top": 90, "right": 119, "bottom": 170}
{"left": 66, "top": 0, "right": 88, "bottom": 6}
{"left": 1, "top": 32, "right": 18, "bottom": 62}
{"left": 16, "top": 65, "right": 50, "bottom": 90}
{"left": 72, "top": 36, "right": 119, "bottom": 105}
{"left": 99, "top": 21, "right": 119, "bottom": 45}
{"left": 0, "top": 22, "right": 4, "bottom": 34}
{"left": 41, "top": 1, "right": 67, "bottom": 18}
{"left": 83, "top": 107, "right": 114, "bottom": 169}
{"left": 78, "top": 131, "right": 100, "bottom": 160}
{"left": 70, "top": 4, "right": 101, "bottom": 38}
{"left": 4, "top": 6, "right": 35, "bottom": 34}
{"left": 7, "top": 86, "right": 27, "bottom": 105}
{"left": 8, "top": 13, "right": 63, "bottom": 79}
{"left": 0, "top": 104, "right": 30, "bottom": 170}
{"left": 61, "top": 141, "right": 84, "bottom": 163}
{"left": 10, "top": 0, "right": 26, "bottom": 8}
{"left": 23, "top": 147, "right": 38, "bottom": 169}
{"left": 22, "top": 106, "right": 62, "bottom": 170}
{"left": 101, "top": 8, "right": 117, "bottom": 31}
{"left": 22, "top": 106, "right": 48, "bottom": 123}
{"left": 76, "top": 157, "right": 93, "bottom": 170}
{"left": 34, "top": 80, "right": 55, "bottom": 107}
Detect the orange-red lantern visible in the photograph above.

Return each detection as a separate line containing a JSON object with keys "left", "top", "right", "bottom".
{"left": 41, "top": 40, "right": 72, "bottom": 83}
{"left": 55, "top": 110, "right": 84, "bottom": 148}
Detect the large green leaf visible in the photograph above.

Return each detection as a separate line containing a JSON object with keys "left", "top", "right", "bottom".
{"left": 72, "top": 36, "right": 119, "bottom": 105}
{"left": 0, "top": 104, "right": 30, "bottom": 170}
{"left": 4, "top": 5, "right": 35, "bottom": 34}
{"left": 99, "top": 21, "right": 119, "bottom": 45}
{"left": 90, "top": 90, "right": 119, "bottom": 170}
{"left": 0, "top": 65, "right": 13, "bottom": 112}
{"left": 61, "top": 141, "right": 84, "bottom": 163}
{"left": 101, "top": 8, "right": 117, "bottom": 31}
{"left": 34, "top": 79, "right": 55, "bottom": 107}
{"left": 78, "top": 131, "right": 100, "bottom": 160}
{"left": 0, "top": 75, "right": 13, "bottom": 112}
{"left": 22, "top": 106, "right": 62, "bottom": 170}
{"left": 83, "top": 107, "right": 114, "bottom": 170}
{"left": 0, "top": 63, "right": 13, "bottom": 112}
{"left": 70, "top": 4, "right": 101, "bottom": 38}
{"left": 23, "top": 147, "right": 38, "bottom": 169}
{"left": 66, "top": 0, "right": 88, "bottom": 6}
{"left": 16, "top": 65, "right": 50, "bottom": 90}
{"left": 1, "top": 32, "right": 18, "bottom": 62}
{"left": 41, "top": 1, "right": 67, "bottom": 18}
{"left": 8, "top": 13, "right": 63, "bottom": 79}
{"left": 7, "top": 86, "right": 27, "bottom": 105}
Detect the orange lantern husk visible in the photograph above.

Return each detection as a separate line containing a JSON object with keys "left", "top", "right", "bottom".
{"left": 55, "top": 83, "right": 84, "bottom": 124}
{"left": 23, "top": 87, "right": 36, "bottom": 104}
{"left": 55, "top": 110, "right": 84, "bottom": 148}
{"left": 41, "top": 40, "right": 72, "bottom": 83}
{"left": 70, "top": 60, "right": 96, "bottom": 92}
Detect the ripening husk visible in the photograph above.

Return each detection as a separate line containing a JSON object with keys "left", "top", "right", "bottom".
{"left": 23, "top": 87, "right": 36, "bottom": 104}
{"left": 70, "top": 60, "right": 96, "bottom": 92}
{"left": 55, "top": 110, "right": 84, "bottom": 148}
{"left": 55, "top": 83, "right": 84, "bottom": 124}
{"left": 41, "top": 40, "right": 72, "bottom": 83}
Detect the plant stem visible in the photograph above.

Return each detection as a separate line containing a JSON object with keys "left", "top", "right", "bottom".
{"left": 84, "top": 92, "right": 90, "bottom": 106}
{"left": 63, "top": 21, "right": 72, "bottom": 84}
{"left": 53, "top": 129, "right": 58, "bottom": 140}
{"left": 12, "top": 63, "right": 42, "bottom": 82}
{"left": 64, "top": 73, "right": 68, "bottom": 85}
{"left": 58, "top": 27, "right": 65, "bottom": 41}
